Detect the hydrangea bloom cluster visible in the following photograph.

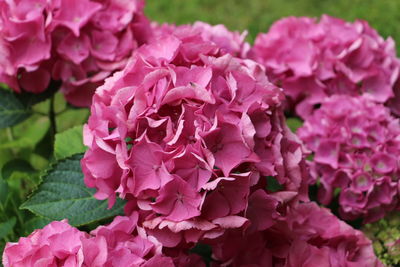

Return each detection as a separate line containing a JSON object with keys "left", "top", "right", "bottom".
{"left": 298, "top": 95, "right": 400, "bottom": 223}
{"left": 152, "top": 21, "right": 250, "bottom": 58}
{"left": 209, "top": 202, "right": 383, "bottom": 266}
{"left": 0, "top": 0, "right": 151, "bottom": 106}
{"left": 2, "top": 214, "right": 204, "bottom": 267}
{"left": 249, "top": 15, "right": 400, "bottom": 118}
{"left": 82, "top": 32, "right": 309, "bottom": 247}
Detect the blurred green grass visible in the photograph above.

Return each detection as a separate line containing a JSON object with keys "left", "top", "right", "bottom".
{"left": 145, "top": 0, "right": 400, "bottom": 48}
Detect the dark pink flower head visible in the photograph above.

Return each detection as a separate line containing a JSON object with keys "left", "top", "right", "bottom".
{"left": 298, "top": 95, "right": 400, "bottom": 223}
{"left": 151, "top": 21, "right": 250, "bottom": 59}
{"left": 210, "top": 202, "right": 383, "bottom": 267}
{"left": 82, "top": 35, "right": 309, "bottom": 246}
{"left": 0, "top": 0, "right": 151, "bottom": 106}
{"left": 250, "top": 15, "right": 400, "bottom": 118}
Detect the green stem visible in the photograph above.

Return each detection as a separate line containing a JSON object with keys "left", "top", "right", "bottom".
{"left": 6, "top": 127, "right": 14, "bottom": 141}
{"left": 49, "top": 94, "right": 57, "bottom": 147}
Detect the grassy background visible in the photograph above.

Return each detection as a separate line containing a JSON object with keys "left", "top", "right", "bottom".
{"left": 145, "top": 0, "right": 400, "bottom": 49}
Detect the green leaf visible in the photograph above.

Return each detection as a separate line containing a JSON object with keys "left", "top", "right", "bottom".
{"left": 0, "top": 117, "right": 49, "bottom": 150}
{"left": 21, "top": 154, "right": 125, "bottom": 227}
{"left": 1, "top": 159, "right": 35, "bottom": 180}
{"left": 286, "top": 117, "right": 303, "bottom": 133}
{"left": 0, "top": 217, "right": 16, "bottom": 240}
{"left": 56, "top": 108, "right": 89, "bottom": 132}
{"left": 54, "top": 125, "right": 86, "bottom": 160}
{"left": 0, "top": 88, "right": 32, "bottom": 129}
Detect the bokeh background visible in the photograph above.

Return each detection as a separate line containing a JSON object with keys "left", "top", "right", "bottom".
{"left": 146, "top": 0, "right": 400, "bottom": 50}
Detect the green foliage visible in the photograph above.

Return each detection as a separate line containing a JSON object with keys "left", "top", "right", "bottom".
{"left": 363, "top": 214, "right": 400, "bottom": 266}
{"left": 54, "top": 125, "right": 86, "bottom": 160}
{"left": 21, "top": 154, "right": 125, "bottom": 227}
{"left": 0, "top": 88, "right": 32, "bottom": 129}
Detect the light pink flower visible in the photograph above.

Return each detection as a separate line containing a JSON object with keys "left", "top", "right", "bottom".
{"left": 2, "top": 215, "right": 191, "bottom": 267}
{"left": 2, "top": 220, "right": 86, "bottom": 267}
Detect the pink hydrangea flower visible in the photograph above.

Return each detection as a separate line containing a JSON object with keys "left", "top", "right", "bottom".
{"left": 82, "top": 33, "right": 309, "bottom": 247}
{"left": 298, "top": 95, "right": 400, "bottom": 223}
{"left": 209, "top": 202, "right": 383, "bottom": 267}
{"left": 0, "top": 0, "right": 152, "bottom": 106}
{"left": 2, "top": 214, "right": 199, "bottom": 267}
{"left": 249, "top": 15, "right": 400, "bottom": 118}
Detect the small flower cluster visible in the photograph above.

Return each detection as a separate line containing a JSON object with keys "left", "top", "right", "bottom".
{"left": 298, "top": 95, "right": 400, "bottom": 223}
{"left": 0, "top": 0, "right": 151, "bottom": 106}
{"left": 209, "top": 202, "right": 383, "bottom": 266}
{"left": 250, "top": 15, "right": 400, "bottom": 118}
{"left": 82, "top": 32, "right": 309, "bottom": 248}
{"left": 2, "top": 213, "right": 204, "bottom": 267}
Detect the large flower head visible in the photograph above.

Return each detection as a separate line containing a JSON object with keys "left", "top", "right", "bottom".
{"left": 209, "top": 202, "right": 383, "bottom": 267}
{"left": 249, "top": 15, "right": 400, "bottom": 118}
{"left": 298, "top": 95, "right": 400, "bottom": 223}
{"left": 0, "top": 0, "right": 151, "bottom": 106}
{"left": 82, "top": 33, "right": 309, "bottom": 247}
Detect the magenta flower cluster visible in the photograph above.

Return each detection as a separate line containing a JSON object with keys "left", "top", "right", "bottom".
{"left": 0, "top": 0, "right": 151, "bottom": 106}
{"left": 81, "top": 32, "right": 309, "bottom": 248}
{"left": 2, "top": 214, "right": 204, "bottom": 267}
{"left": 250, "top": 15, "right": 400, "bottom": 118}
{"left": 298, "top": 95, "right": 400, "bottom": 223}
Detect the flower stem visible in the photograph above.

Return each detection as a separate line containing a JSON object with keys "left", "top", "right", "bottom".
{"left": 49, "top": 94, "right": 57, "bottom": 148}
